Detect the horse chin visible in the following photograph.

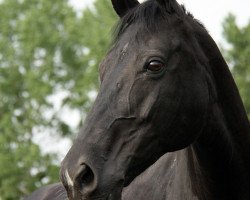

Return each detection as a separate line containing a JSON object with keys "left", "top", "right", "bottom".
{"left": 120, "top": 163, "right": 151, "bottom": 190}
{"left": 105, "top": 169, "right": 146, "bottom": 200}
{"left": 107, "top": 188, "right": 123, "bottom": 200}
{"left": 123, "top": 173, "right": 139, "bottom": 187}
{"left": 123, "top": 154, "right": 163, "bottom": 188}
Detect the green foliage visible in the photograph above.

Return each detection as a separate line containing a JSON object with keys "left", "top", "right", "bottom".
{"left": 222, "top": 14, "right": 250, "bottom": 119}
{"left": 0, "top": 0, "right": 249, "bottom": 198}
{"left": 0, "top": 0, "right": 117, "bottom": 199}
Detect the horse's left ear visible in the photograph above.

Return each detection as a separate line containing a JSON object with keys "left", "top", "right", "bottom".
{"left": 111, "top": 0, "right": 139, "bottom": 18}
{"left": 156, "top": 0, "right": 183, "bottom": 14}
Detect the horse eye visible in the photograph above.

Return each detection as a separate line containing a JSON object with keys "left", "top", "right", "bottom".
{"left": 146, "top": 60, "right": 166, "bottom": 72}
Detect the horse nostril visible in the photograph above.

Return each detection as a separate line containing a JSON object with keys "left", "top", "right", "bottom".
{"left": 81, "top": 165, "right": 94, "bottom": 185}
{"left": 76, "top": 164, "right": 95, "bottom": 190}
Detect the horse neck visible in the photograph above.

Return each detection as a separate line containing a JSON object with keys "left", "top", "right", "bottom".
{"left": 190, "top": 105, "right": 250, "bottom": 200}
{"left": 190, "top": 31, "right": 250, "bottom": 199}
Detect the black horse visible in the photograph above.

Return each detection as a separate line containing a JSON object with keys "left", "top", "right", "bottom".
{"left": 27, "top": 0, "right": 250, "bottom": 199}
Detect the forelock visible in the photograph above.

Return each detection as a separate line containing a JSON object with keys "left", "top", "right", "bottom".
{"left": 113, "top": 0, "right": 206, "bottom": 42}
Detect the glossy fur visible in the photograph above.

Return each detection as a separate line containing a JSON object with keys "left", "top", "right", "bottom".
{"left": 27, "top": 0, "right": 250, "bottom": 199}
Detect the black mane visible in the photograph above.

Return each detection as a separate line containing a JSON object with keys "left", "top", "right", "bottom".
{"left": 114, "top": 0, "right": 205, "bottom": 41}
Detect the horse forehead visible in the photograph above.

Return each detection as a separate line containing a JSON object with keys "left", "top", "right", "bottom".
{"left": 121, "top": 42, "right": 129, "bottom": 54}
{"left": 147, "top": 31, "right": 180, "bottom": 48}
{"left": 119, "top": 42, "right": 130, "bottom": 61}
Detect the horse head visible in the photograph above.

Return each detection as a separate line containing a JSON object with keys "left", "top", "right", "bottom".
{"left": 60, "top": 0, "right": 212, "bottom": 199}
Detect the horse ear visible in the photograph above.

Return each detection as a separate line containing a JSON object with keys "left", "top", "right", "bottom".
{"left": 111, "top": 0, "right": 139, "bottom": 17}
{"left": 156, "top": 0, "right": 182, "bottom": 14}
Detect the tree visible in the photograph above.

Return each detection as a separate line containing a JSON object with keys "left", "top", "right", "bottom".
{"left": 222, "top": 14, "right": 250, "bottom": 119}
{"left": 0, "top": 0, "right": 117, "bottom": 199}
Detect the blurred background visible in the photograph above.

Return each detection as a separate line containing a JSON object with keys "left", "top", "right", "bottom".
{"left": 0, "top": 0, "right": 249, "bottom": 199}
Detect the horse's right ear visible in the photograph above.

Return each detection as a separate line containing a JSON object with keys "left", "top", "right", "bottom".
{"left": 111, "top": 0, "right": 139, "bottom": 18}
